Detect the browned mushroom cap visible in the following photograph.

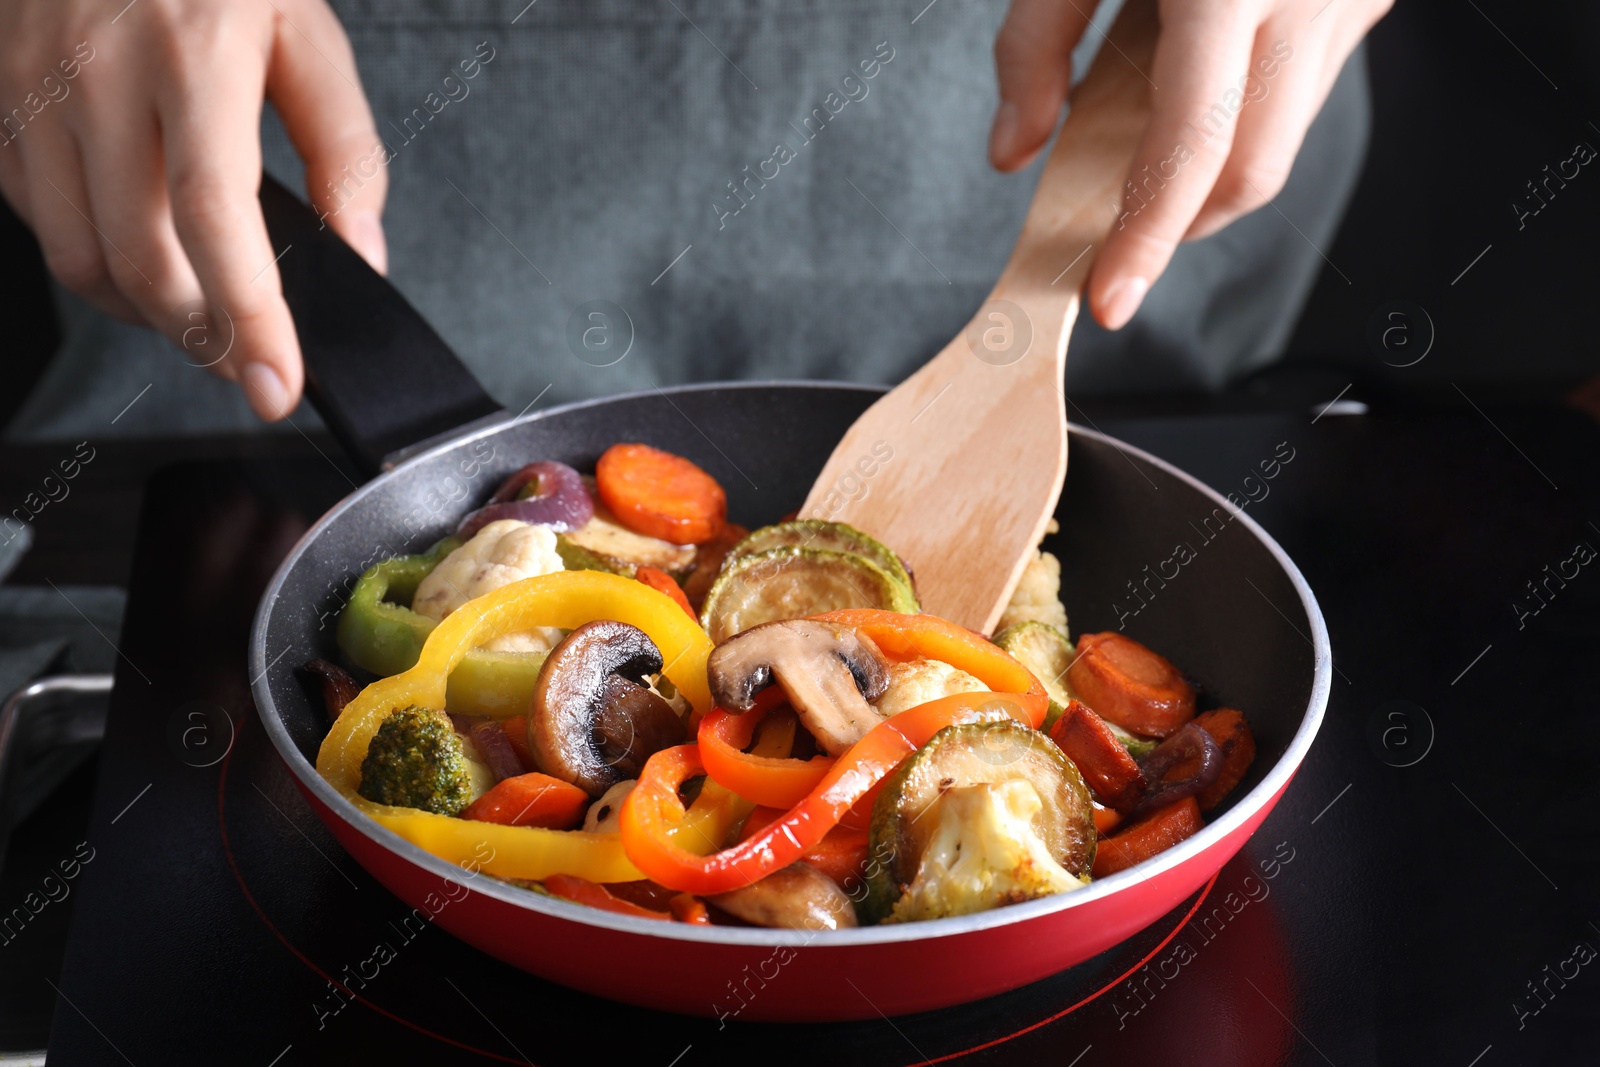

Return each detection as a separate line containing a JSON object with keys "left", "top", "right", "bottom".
{"left": 708, "top": 863, "right": 858, "bottom": 930}
{"left": 705, "top": 619, "right": 889, "bottom": 756}
{"left": 532, "top": 620, "right": 686, "bottom": 796}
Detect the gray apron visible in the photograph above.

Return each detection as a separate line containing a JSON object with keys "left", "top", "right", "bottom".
{"left": 6, "top": 0, "right": 1369, "bottom": 441}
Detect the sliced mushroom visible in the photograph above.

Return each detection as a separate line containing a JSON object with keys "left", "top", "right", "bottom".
{"left": 709, "top": 862, "right": 859, "bottom": 930}
{"left": 532, "top": 621, "right": 686, "bottom": 796}
{"left": 706, "top": 619, "right": 890, "bottom": 755}
{"left": 583, "top": 779, "right": 636, "bottom": 833}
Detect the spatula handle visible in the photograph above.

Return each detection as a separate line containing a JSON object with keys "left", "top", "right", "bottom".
{"left": 993, "top": 0, "right": 1158, "bottom": 318}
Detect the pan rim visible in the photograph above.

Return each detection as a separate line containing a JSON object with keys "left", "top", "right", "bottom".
{"left": 249, "top": 380, "right": 1331, "bottom": 948}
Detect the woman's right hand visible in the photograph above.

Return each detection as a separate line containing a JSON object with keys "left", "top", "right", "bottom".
{"left": 0, "top": 0, "right": 387, "bottom": 421}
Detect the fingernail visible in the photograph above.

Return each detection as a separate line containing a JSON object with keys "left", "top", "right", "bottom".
{"left": 989, "top": 101, "right": 1019, "bottom": 166}
{"left": 351, "top": 212, "right": 388, "bottom": 275}
{"left": 241, "top": 361, "right": 291, "bottom": 421}
{"left": 1101, "top": 276, "right": 1148, "bottom": 330}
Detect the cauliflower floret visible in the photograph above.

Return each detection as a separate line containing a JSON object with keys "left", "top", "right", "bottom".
{"left": 889, "top": 779, "right": 1085, "bottom": 923}
{"left": 996, "top": 549, "right": 1069, "bottom": 635}
{"left": 412, "top": 519, "right": 565, "bottom": 653}
{"left": 873, "top": 658, "right": 989, "bottom": 718}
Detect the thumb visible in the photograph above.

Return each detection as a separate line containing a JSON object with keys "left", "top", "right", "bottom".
{"left": 265, "top": 0, "right": 389, "bottom": 272}
{"left": 990, "top": 0, "right": 1098, "bottom": 172}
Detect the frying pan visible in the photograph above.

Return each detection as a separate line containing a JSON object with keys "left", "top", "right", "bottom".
{"left": 249, "top": 177, "right": 1330, "bottom": 1021}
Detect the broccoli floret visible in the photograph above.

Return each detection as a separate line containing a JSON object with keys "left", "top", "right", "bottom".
{"left": 358, "top": 706, "right": 474, "bottom": 815}
{"left": 888, "top": 779, "right": 1086, "bottom": 923}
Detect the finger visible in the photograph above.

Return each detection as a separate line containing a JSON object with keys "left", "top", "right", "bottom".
{"left": 1186, "top": 28, "right": 1323, "bottom": 239}
{"left": 268, "top": 0, "right": 388, "bottom": 272}
{"left": 160, "top": 49, "right": 305, "bottom": 420}
{"left": 21, "top": 124, "right": 143, "bottom": 322}
{"left": 77, "top": 98, "right": 215, "bottom": 349}
{"left": 990, "top": 0, "right": 1097, "bottom": 172}
{"left": 0, "top": 139, "right": 32, "bottom": 223}
{"left": 1087, "top": 3, "right": 1260, "bottom": 329}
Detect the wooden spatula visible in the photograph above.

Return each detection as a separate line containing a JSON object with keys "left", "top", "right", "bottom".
{"left": 799, "top": 0, "right": 1158, "bottom": 634}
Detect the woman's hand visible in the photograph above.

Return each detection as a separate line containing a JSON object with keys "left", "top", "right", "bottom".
{"left": 0, "top": 0, "right": 386, "bottom": 421}
{"left": 989, "top": 0, "right": 1391, "bottom": 329}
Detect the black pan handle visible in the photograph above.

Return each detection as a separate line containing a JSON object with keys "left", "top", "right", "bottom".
{"left": 258, "top": 174, "right": 506, "bottom": 477}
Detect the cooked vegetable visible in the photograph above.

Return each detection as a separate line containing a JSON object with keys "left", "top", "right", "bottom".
{"left": 863, "top": 720, "right": 1095, "bottom": 923}
{"left": 1048, "top": 698, "right": 1146, "bottom": 812}
{"left": 680, "top": 522, "right": 749, "bottom": 612}
{"left": 583, "top": 779, "right": 637, "bottom": 833}
{"left": 413, "top": 520, "right": 567, "bottom": 654}
{"left": 725, "top": 520, "right": 916, "bottom": 601}
{"left": 706, "top": 619, "right": 890, "bottom": 755}
{"left": 596, "top": 443, "right": 727, "bottom": 545}
{"left": 499, "top": 713, "right": 537, "bottom": 771}
{"left": 635, "top": 566, "right": 695, "bottom": 619}
{"left": 320, "top": 570, "right": 724, "bottom": 884}
{"left": 542, "top": 874, "right": 671, "bottom": 920}
{"left": 812, "top": 610, "right": 1050, "bottom": 728}
{"left": 874, "top": 658, "right": 990, "bottom": 718}
{"left": 620, "top": 689, "right": 1039, "bottom": 896}
{"left": 995, "top": 548, "right": 1069, "bottom": 635}
{"left": 1104, "top": 718, "right": 1160, "bottom": 761}
{"left": 1091, "top": 796, "right": 1203, "bottom": 878}
{"left": 462, "top": 772, "right": 590, "bottom": 829}
{"left": 457, "top": 461, "right": 593, "bottom": 538}
{"left": 700, "top": 547, "right": 919, "bottom": 643}
{"left": 464, "top": 717, "right": 527, "bottom": 781}
{"left": 336, "top": 546, "right": 550, "bottom": 716}
{"left": 698, "top": 700, "right": 835, "bottom": 810}
{"left": 709, "top": 862, "right": 859, "bottom": 930}
{"left": 301, "top": 658, "right": 361, "bottom": 723}
{"left": 1067, "top": 632, "right": 1195, "bottom": 738}
{"left": 883, "top": 781, "right": 1087, "bottom": 924}
{"left": 737, "top": 805, "right": 871, "bottom": 889}
{"left": 669, "top": 894, "right": 713, "bottom": 925}
{"left": 358, "top": 705, "right": 478, "bottom": 815}
{"left": 532, "top": 620, "right": 688, "bottom": 796}
{"left": 559, "top": 501, "right": 698, "bottom": 577}
{"left": 1133, "top": 722, "right": 1222, "bottom": 814}
{"left": 994, "top": 620, "right": 1076, "bottom": 726}
{"left": 1191, "top": 709, "right": 1256, "bottom": 811}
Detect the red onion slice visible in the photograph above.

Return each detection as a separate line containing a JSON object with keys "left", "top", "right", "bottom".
{"left": 1132, "top": 722, "right": 1222, "bottom": 815}
{"left": 457, "top": 461, "right": 593, "bottom": 537}
{"left": 467, "top": 718, "right": 529, "bottom": 782}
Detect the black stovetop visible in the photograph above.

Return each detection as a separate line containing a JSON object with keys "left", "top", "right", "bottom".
{"left": 32, "top": 403, "right": 1600, "bottom": 1065}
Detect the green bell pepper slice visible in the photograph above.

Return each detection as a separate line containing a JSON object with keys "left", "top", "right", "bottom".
{"left": 334, "top": 538, "right": 548, "bottom": 718}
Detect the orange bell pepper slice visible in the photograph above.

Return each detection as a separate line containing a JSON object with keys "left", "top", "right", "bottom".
{"left": 620, "top": 691, "right": 1034, "bottom": 895}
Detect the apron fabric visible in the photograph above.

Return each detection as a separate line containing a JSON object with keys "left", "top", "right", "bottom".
{"left": 5, "top": 0, "right": 1369, "bottom": 441}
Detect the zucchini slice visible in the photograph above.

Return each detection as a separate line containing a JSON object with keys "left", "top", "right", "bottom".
{"left": 864, "top": 720, "right": 1095, "bottom": 923}
{"left": 995, "top": 621, "right": 1077, "bottom": 729}
{"left": 699, "top": 547, "right": 918, "bottom": 644}
{"left": 727, "top": 521, "right": 917, "bottom": 601}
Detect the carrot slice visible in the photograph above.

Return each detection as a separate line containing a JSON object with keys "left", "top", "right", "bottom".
{"left": 1192, "top": 708, "right": 1256, "bottom": 811}
{"left": 596, "top": 443, "right": 727, "bottom": 545}
{"left": 460, "top": 772, "right": 589, "bottom": 829}
{"left": 500, "top": 714, "right": 537, "bottom": 773}
{"left": 1092, "top": 803, "right": 1124, "bottom": 835}
{"left": 1067, "top": 632, "right": 1195, "bottom": 738}
{"left": 1049, "top": 699, "right": 1146, "bottom": 812}
{"left": 636, "top": 566, "right": 697, "bottom": 620}
{"left": 543, "top": 875, "right": 670, "bottom": 920}
{"left": 1091, "top": 796, "right": 1202, "bottom": 878}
